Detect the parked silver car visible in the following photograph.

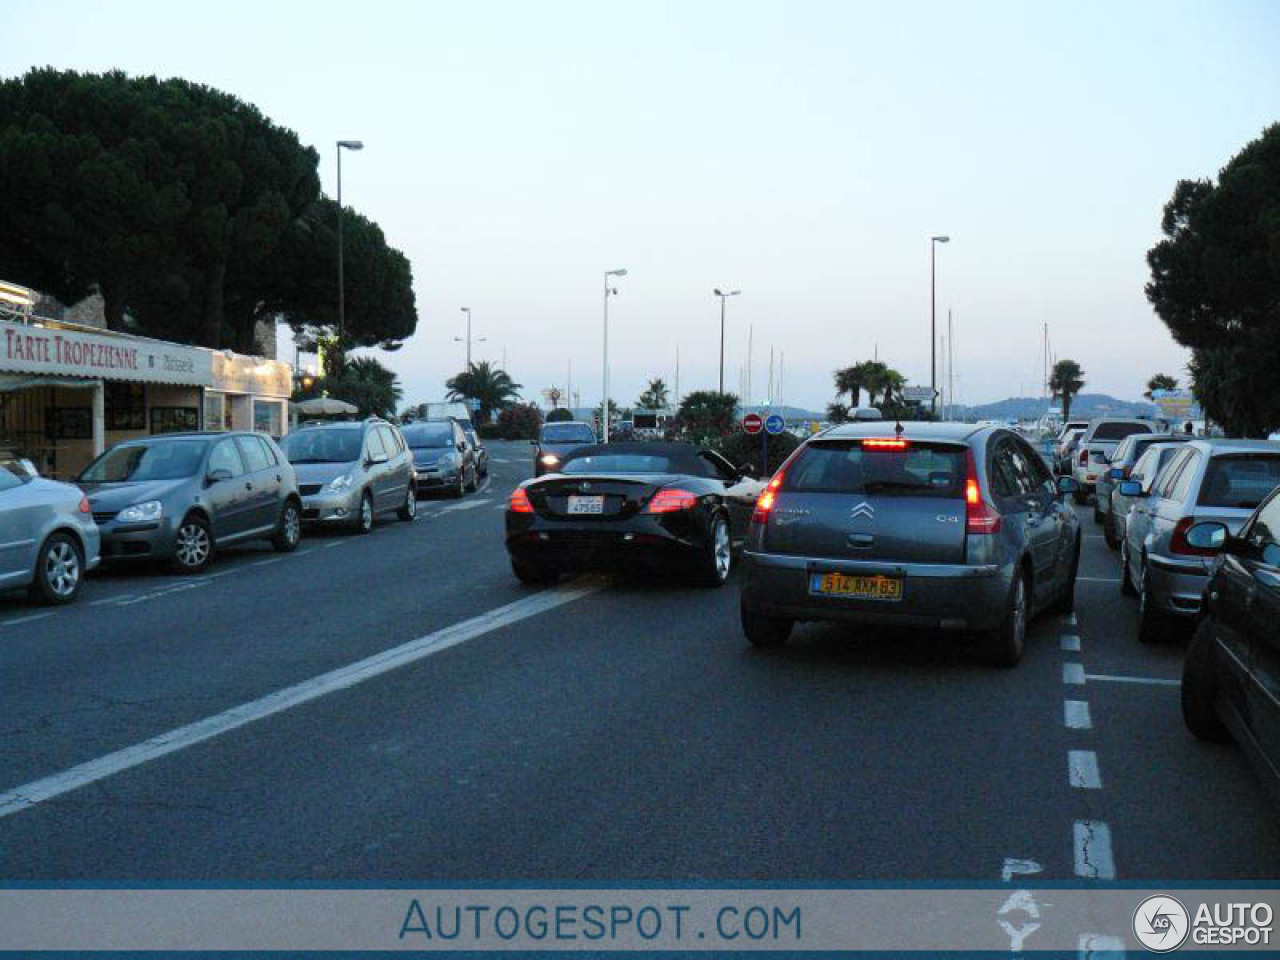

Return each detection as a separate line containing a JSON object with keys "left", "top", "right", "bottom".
{"left": 740, "top": 422, "right": 1081, "bottom": 667}
{"left": 1104, "top": 441, "right": 1188, "bottom": 550}
{"left": 0, "top": 461, "right": 100, "bottom": 603}
{"left": 403, "top": 419, "right": 478, "bottom": 496}
{"left": 1120, "top": 439, "right": 1280, "bottom": 642}
{"left": 1095, "top": 432, "right": 1191, "bottom": 526}
{"left": 1071, "top": 418, "right": 1160, "bottom": 503}
{"left": 281, "top": 418, "right": 417, "bottom": 531}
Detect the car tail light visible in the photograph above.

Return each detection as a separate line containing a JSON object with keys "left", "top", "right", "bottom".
{"left": 509, "top": 488, "right": 534, "bottom": 513}
{"left": 965, "top": 450, "right": 1001, "bottom": 535}
{"left": 1170, "top": 516, "right": 1219, "bottom": 557}
{"left": 752, "top": 470, "right": 787, "bottom": 524}
{"left": 646, "top": 488, "right": 697, "bottom": 513}
{"left": 78, "top": 497, "right": 91, "bottom": 514}
{"left": 863, "top": 438, "right": 908, "bottom": 449}
{"left": 1079, "top": 448, "right": 1089, "bottom": 466}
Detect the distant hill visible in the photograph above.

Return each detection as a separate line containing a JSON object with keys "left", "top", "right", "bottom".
{"left": 955, "top": 394, "right": 1158, "bottom": 422}
{"left": 741, "top": 404, "right": 826, "bottom": 421}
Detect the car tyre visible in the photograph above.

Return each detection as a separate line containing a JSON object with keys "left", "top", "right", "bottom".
{"left": 1103, "top": 510, "right": 1121, "bottom": 550}
{"left": 169, "top": 513, "right": 214, "bottom": 573}
{"left": 973, "top": 570, "right": 1027, "bottom": 668}
{"left": 1182, "top": 619, "right": 1231, "bottom": 742}
{"left": 353, "top": 491, "right": 374, "bottom": 534}
{"left": 29, "top": 532, "right": 84, "bottom": 605}
{"left": 1119, "top": 538, "right": 1137, "bottom": 597}
{"left": 691, "top": 513, "right": 732, "bottom": 588}
{"left": 511, "top": 558, "right": 558, "bottom": 586}
{"left": 1092, "top": 500, "right": 1103, "bottom": 524}
{"left": 741, "top": 599, "right": 792, "bottom": 647}
{"left": 1047, "top": 538, "right": 1079, "bottom": 615}
{"left": 397, "top": 485, "right": 417, "bottom": 521}
{"left": 1137, "top": 558, "right": 1171, "bottom": 644}
{"left": 272, "top": 500, "right": 302, "bottom": 552}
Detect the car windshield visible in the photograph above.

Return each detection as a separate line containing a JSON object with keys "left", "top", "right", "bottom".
{"left": 401, "top": 424, "right": 454, "bottom": 449}
{"left": 1198, "top": 455, "right": 1280, "bottom": 510}
{"left": 542, "top": 424, "right": 594, "bottom": 443}
{"left": 79, "top": 439, "right": 207, "bottom": 483}
{"left": 280, "top": 428, "right": 362, "bottom": 463}
{"left": 1093, "top": 422, "right": 1153, "bottom": 441}
{"left": 561, "top": 454, "right": 676, "bottom": 474}
{"left": 783, "top": 441, "right": 966, "bottom": 497}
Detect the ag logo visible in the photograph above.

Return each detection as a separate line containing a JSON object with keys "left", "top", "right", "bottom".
{"left": 1133, "top": 895, "right": 1189, "bottom": 952}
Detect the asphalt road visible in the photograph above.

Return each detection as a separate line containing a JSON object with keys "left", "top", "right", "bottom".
{"left": 1, "top": 439, "right": 1278, "bottom": 883}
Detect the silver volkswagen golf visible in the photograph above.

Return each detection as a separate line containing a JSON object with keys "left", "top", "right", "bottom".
{"left": 740, "top": 422, "right": 1081, "bottom": 666}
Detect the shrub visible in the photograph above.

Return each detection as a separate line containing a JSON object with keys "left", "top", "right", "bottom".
{"left": 546, "top": 407, "right": 574, "bottom": 423}
{"left": 497, "top": 402, "right": 543, "bottom": 440}
{"left": 714, "top": 428, "right": 801, "bottom": 476}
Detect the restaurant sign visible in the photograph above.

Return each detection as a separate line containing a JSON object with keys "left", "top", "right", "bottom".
{"left": 0, "top": 320, "right": 211, "bottom": 387}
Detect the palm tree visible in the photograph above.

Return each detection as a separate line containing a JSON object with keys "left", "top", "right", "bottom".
{"left": 826, "top": 401, "right": 849, "bottom": 423}
{"left": 446, "top": 361, "right": 522, "bottom": 424}
{"left": 637, "top": 377, "right": 670, "bottom": 409}
{"left": 1144, "top": 373, "right": 1179, "bottom": 401}
{"left": 1050, "top": 359, "right": 1086, "bottom": 421}
{"left": 833, "top": 366, "right": 865, "bottom": 407}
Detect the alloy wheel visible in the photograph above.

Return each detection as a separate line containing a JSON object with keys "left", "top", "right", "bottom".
{"left": 45, "top": 540, "right": 80, "bottom": 598}
{"left": 361, "top": 495, "right": 373, "bottom": 530}
{"left": 1011, "top": 576, "right": 1027, "bottom": 656}
{"left": 175, "top": 523, "right": 210, "bottom": 568}
{"left": 283, "top": 505, "right": 301, "bottom": 546}
{"left": 713, "top": 517, "right": 731, "bottom": 580}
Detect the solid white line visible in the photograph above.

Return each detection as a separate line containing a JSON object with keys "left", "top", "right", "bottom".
{"left": 1061, "top": 634, "right": 1081, "bottom": 652}
{"left": 1073, "top": 820, "right": 1116, "bottom": 880}
{"left": 1078, "top": 932, "right": 1125, "bottom": 957}
{"left": 440, "top": 499, "right": 491, "bottom": 513}
{"left": 251, "top": 557, "right": 285, "bottom": 567}
{"left": 1069, "top": 750, "right": 1102, "bottom": 789}
{"left": 321, "top": 541, "right": 345, "bottom": 549}
{"left": 1064, "top": 700, "right": 1092, "bottom": 730}
{"left": 0, "top": 611, "right": 55, "bottom": 626}
{"left": 0, "top": 580, "right": 603, "bottom": 819}
{"left": 1085, "top": 674, "right": 1179, "bottom": 687}
{"left": 1077, "top": 577, "right": 1120, "bottom": 583}
{"left": 1063, "top": 663, "right": 1086, "bottom": 685}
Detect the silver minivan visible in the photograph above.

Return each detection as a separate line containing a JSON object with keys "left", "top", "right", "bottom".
{"left": 1120, "top": 439, "right": 1280, "bottom": 642}
{"left": 740, "top": 422, "right": 1081, "bottom": 667}
{"left": 281, "top": 418, "right": 417, "bottom": 533}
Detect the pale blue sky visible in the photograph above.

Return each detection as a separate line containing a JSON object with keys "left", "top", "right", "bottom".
{"left": 2, "top": 0, "right": 1277, "bottom": 411}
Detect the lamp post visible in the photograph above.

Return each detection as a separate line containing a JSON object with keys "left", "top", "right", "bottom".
{"left": 602, "top": 268, "right": 628, "bottom": 442}
{"left": 930, "top": 235, "right": 950, "bottom": 415}
{"left": 713, "top": 288, "right": 741, "bottom": 395}
{"left": 335, "top": 141, "right": 364, "bottom": 358}
{"left": 454, "top": 307, "right": 485, "bottom": 368}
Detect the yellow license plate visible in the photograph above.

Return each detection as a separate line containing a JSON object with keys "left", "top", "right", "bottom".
{"left": 809, "top": 572, "right": 903, "bottom": 601}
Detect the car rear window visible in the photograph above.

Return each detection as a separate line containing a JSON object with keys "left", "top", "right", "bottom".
{"left": 561, "top": 454, "right": 678, "bottom": 474}
{"left": 1198, "top": 455, "right": 1280, "bottom": 510}
{"left": 542, "top": 424, "right": 595, "bottom": 443}
{"left": 782, "top": 441, "right": 966, "bottom": 497}
{"left": 1092, "top": 422, "right": 1153, "bottom": 441}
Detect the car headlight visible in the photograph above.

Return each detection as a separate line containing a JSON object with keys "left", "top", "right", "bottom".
{"left": 540, "top": 454, "right": 559, "bottom": 466}
{"left": 116, "top": 500, "right": 163, "bottom": 523}
{"left": 327, "top": 473, "right": 354, "bottom": 493}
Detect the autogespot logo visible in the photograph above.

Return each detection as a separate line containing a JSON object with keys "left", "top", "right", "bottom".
{"left": 1133, "top": 895, "right": 1190, "bottom": 952}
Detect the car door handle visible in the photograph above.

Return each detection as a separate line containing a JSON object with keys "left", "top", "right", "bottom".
{"left": 245, "top": 482, "right": 253, "bottom": 491}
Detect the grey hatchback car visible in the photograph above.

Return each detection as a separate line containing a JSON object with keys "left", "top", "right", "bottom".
{"left": 0, "top": 461, "right": 100, "bottom": 604}
{"left": 80, "top": 432, "right": 302, "bottom": 572}
{"left": 281, "top": 418, "right": 417, "bottom": 531}
{"left": 740, "top": 422, "right": 1081, "bottom": 666}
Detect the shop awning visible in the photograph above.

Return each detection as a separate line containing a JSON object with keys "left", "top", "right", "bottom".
{"left": 0, "top": 375, "right": 98, "bottom": 392}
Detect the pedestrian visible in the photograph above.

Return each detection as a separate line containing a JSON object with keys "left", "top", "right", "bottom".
{"left": 1184, "top": 421, "right": 1194, "bottom": 435}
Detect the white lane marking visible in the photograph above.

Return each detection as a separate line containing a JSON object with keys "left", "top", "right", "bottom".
{"left": 296, "top": 548, "right": 317, "bottom": 556}
{"left": 251, "top": 557, "right": 285, "bottom": 567}
{"left": 494, "top": 503, "right": 508, "bottom": 511}
{"left": 477, "top": 477, "right": 492, "bottom": 494}
{"left": 1077, "top": 577, "right": 1120, "bottom": 584}
{"left": 1063, "top": 663, "right": 1086, "bottom": 685}
{"left": 91, "top": 596, "right": 132, "bottom": 606}
{"left": 1068, "top": 750, "right": 1102, "bottom": 789}
{"left": 1001, "top": 858, "right": 1042, "bottom": 882}
{"left": 1061, "top": 612, "right": 1078, "bottom": 625}
{"left": 1061, "top": 634, "right": 1081, "bottom": 652}
{"left": 439, "top": 499, "right": 491, "bottom": 513}
{"left": 112, "top": 580, "right": 210, "bottom": 607}
{"left": 1085, "top": 673, "right": 1179, "bottom": 687}
{"left": 1, "top": 611, "right": 55, "bottom": 626}
{"left": 1073, "top": 820, "right": 1116, "bottom": 879}
{"left": 1064, "top": 700, "right": 1092, "bottom": 730}
{"left": 1078, "top": 933, "right": 1125, "bottom": 958}
{"left": 0, "top": 580, "right": 603, "bottom": 819}
{"left": 321, "top": 540, "right": 345, "bottom": 549}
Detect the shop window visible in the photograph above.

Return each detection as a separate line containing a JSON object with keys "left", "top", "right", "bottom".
{"left": 253, "top": 400, "right": 283, "bottom": 438}
{"left": 150, "top": 407, "right": 199, "bottom": 435}
{"left": 105, "top": 383, "right": 146, "bottom": 430}
{"left": 44, "top": 407, "right": 92, "bottom": 439}
{"left": 203, "top": 393, "right": 227, "bottom": 432}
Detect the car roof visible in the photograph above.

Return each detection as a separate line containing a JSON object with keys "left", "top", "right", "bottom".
{"left": 819, "top": 420, "right": 986, "bottom": 442}
{"left": 542, "top": 420, "right": 592, "bottom": 429}
{"left": 1188, "top": 438, "right": 1280, "bottom": 455}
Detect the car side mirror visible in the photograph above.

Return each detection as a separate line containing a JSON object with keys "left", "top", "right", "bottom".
{"left": 206, "top": 468, "right": 232, "bottom": 485}
{"left": 1185, "top": 521, "right": 1228, "bottom": 553}
{"left": 1106, "top": 467, "right": 1125, "bottom": 481}
{"left": 1118, "top": 480, "right": 1144, "bottom": 497}
{"left": 366, "top": 453, "right": 388, "bottom": 469}
{"left": 1056, "top": 476, "right": 1079, "bottom": 495}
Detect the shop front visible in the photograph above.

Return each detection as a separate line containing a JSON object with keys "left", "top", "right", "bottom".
{"left": 206, "top": 352, "right": 293, "bottom": 440}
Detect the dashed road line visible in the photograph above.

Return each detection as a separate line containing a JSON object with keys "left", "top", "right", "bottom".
{"left": 0, "top": 611, "right": 56, "bottom": 627}
{"left": 1063, "top": 663, "right": 1086, "bottom": 685}
{"left": 1061, "top": 634, "right": 1081, "bottom": 652}
{"left": 1073, "top": 820, "right": 1116, "bottom": 879}
{"left": 1064, "top": 700, "right": 1092, "bottom": 730}
{"left": 251, "top": 557, "right": 286, "bottom": 567}
{"left": 1085, "top": 674, "right": 1179, "bottom": 687}
{"left": 1068, "top": 750, "right": 1102, "bottom": 789}
{"left": 439, "top": 499, "right": 491, "bottom": 513}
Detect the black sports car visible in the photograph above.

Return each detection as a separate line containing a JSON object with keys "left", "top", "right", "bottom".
{"left": 505, "top": 442, "right": 765, "bottom": 587}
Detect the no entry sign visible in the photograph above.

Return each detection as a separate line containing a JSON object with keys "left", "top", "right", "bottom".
{"left": 742, "top": 412, "right": 763, "bottom": 434}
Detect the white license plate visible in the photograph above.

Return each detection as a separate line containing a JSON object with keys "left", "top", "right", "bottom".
{"left": 567, "top": 495, "right": 605, "bottom": 515}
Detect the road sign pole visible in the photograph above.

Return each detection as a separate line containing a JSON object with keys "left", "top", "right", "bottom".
{"left": 761, "top": 428, "right": 768, "bottom": 478}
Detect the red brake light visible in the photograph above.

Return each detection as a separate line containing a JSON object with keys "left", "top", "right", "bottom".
{"left": 965, "top": 450, "right": 1001, "bottom": 535}
{"left": 78, "top": 497, "right": 91, "bottom": 514}
{"left": 752, "top": 469, "right": 786, "bottom": 524}
{"left": 646, "top": 488, "right": 698, "bottom": 513}
{"left": 863, "top": 438, "right": 909, "bottom": 449}
{"left": 1079, "top": 449, "right": 1089, "bottom": 465}
{"left": 1170, "top": 516, "right": 1218, "bottom": 557}
{"left": 509, "top": 488, "right": 534, "bottom": 513}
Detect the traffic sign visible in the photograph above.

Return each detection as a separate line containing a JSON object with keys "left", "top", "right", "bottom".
{"left": 902, "top": 385, "right": 939, "bottom": 402}
{"left": 742, "top": 412, "right": 763, "bottom": 434}
{"left": 764, "top": 413, "right": 785, "bottom": 435}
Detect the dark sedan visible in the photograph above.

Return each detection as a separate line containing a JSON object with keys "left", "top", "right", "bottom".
{"left": 532, "top": 421, "right": 597, "bottom": 476}
{"left": 505, "top": 442, "right": 757, "bottom": 587}
{"left": 1181, "top": 487, "right": 1280, "bottom": 802}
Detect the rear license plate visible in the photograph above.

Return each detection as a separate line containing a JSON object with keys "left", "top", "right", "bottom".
{"left": 809, "top": 572, "right": 903, "bottom": 601}
{"left": 567, "top": 495, "right": 605, "bottom": 515}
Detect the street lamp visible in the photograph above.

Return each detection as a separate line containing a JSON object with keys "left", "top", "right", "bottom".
{"left": 713, "top": 288, "right": 741, "bottom": 395}
{"left": 602, "top": 268, "right": 628, "bottom": 442}
{"left": 454, "top": 306, "right": 486, "bottom": 368}
{"left": 336, "top": 140, "right": 364, "bottom": 353}
{"left": 930, "top": 236, "right": 950, "bottom": 415}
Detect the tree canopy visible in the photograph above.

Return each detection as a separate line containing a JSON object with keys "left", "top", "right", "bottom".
{"left": 293, "top": 355, "right": 402, "bottom": 419}
{"left": 637, "top": 378, "right": 670, "bottom": 409}
{"left": 1144, "top": 373, "right": 1179, "bottom": 401}
{"left": 1146, "top": 123, "right": 1280, "bottom": 435}
{"left": 1050, "top": 359, "right": 1086, "bottom": 422}
{"left": 678, "top": 390, "right": 739, "bottom": 440}
{"left": 446, "top": 361, "right": 521, "bottom": 424}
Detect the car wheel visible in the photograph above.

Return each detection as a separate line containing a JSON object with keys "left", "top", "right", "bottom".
{"left": 1182, "top": 619, "right": 1230, "bottom": 742}
{"left": 973, "top": 571, "right": 1027, "bottom": 668}
{"left": 741, "top": 598, "right": 792, "bottom": 647}
{"left": 397, "top": 485, "right": 417, "bottom": 521}
{"left": 1103, "top": 511, "right": 1121, "bottom": 550}
{"left": 169, "top": 514, "right": 213, "bottom": 573}
{"left": 1120, "top": 538, "right": 1137, "bottom": 597}
{"left": 353, "top": 491, "right": 374, "bottom": 534}
{"left": 512, "top": 558, "right": 558, "bottom": 586}
{"left": 29, "top": 532, "right": 84, "bottom": 604}
{"left": 1048, "top": 538, "right": 1080, "bottom": 615}
{"left": 272, "top": 500, "right": 302, "bottom": 552}
{"left": 1137, "top": 559, "right": 1170, "bottom": 644}
{"left": 1092, "top": 500, "right": 1103, "bottom": 524}
{"left": 692, "top": 513, "right": 732, "bottom": 588}
{"left": 466, "top": 467, "right": 478, "bottom": 493}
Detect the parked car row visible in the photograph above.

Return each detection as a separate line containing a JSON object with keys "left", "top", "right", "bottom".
{"left": 0, "top": 415, "right": 489, "bottom": 607}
